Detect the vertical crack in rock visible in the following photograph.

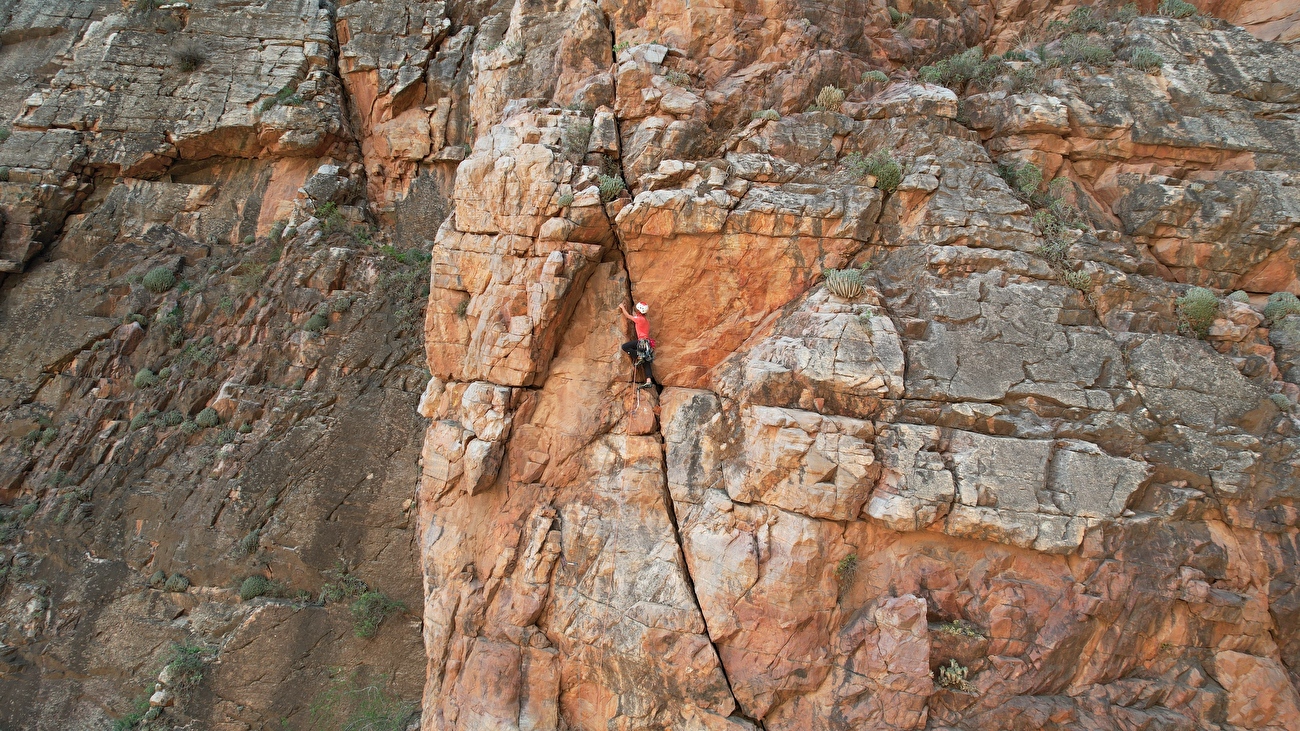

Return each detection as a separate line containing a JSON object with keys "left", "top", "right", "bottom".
{"left": 598, "top": 20, "right": 753, "bottom": 726}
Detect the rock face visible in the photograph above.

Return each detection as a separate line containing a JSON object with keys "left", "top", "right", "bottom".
{"left": 3, "top": 1, "right": 1300, "bottom": 730}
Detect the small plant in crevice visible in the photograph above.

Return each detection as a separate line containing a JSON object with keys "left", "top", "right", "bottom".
{"left": 935, "top": 658, "right": 977, "bottom": 693}
{"left": 664, "top": 69, "right": 692, "bottom": 87}
{"left": 133, "top": 368, "right": 159, "bottom": 389}
{"left": 1270, "top": 393, "right": 1292, "bottom": 411}
{"left": 888, "top": 7, "right": 911, "bottom": 27}
{"left": 1062, "top": 269, "right": 1092, "bottom": 292}
{"left": 111, "top": 697, "right": 151, "bottom": 731}
{"left": 751, "top": 108, "right": 780, "bottom": 122}
{"left": 142, "top": 266, "right": 177, "bottom": 293}
{"left": 823, "top": 268, "right": 867, "bottom": 300}
{"left": 171, "top": 39, "right": 208, "bottom": 72}
{"left": 257, "top": 84, "right": 304, "bottom": 113}
{"left": 195, "top": 407, "right": 220, "bottom": 428}
{"left": 808, "top": 85, "right": 845, "bottom": 113}
{"left": 844, "top": 150, "right": 903, "bottom": 192}
{"left": 1263, "top": 292, "right": 1300, "bottom": 323}
{"left": 1158, "top": 0, "right": 1198, "bottom": 19}
{"left": 163, "top": 642, "right": 207, "bottom": 693}
{"left": 350, "top": 591, "right": 405, "bottom": 638}
{"left": 320, "top": 563, "right": 369, "bottom": 604}
{"left": 317, "top": 201, "right": 347, "bottom": 234}
{"left": 236, "top": 530, "right": 259, "bottom": 559}
{"left": 597, "top": 174, "right": 626, "bottom": 202}
{"left": 454, "top": 299, "right": 470, "bottom": 319}
{"left": 378, "top": 246, "right": 433, "bottom": 328}
{"left": 239, "top": 574, "right": 288, "bottom": 601}
{"left": 936, "top": 620, "right": 984, "bottom": 638}
{"left": 835, "top": 554, "right": 858, "bottom": 584}
{"left": 997, "top": 160, "right": 1043, "bottom": 197}
{"left": 556, "top": 192, "right": 575, "bottom": 208}
{"left": 862, "top": 70, "right": 890, "bottom": 84}
{"left": 1177, "top": 286, "right": 1220, "bottom": 338}
{"left": 613, "top": 40, "right": 630, "bottom": 54}
{"left": 1129, "top": 47, "right": 1164, "bottom": 73}
{"left": 918, "top": 47, "right": 1003, "bottom": 91}
{"left": 0, "top": 127, "right": 9, "bottom": 143}
{"left": 562, "top": 119, "right": 593, "bottom": 158}
{"left": 304, "top": 312, "right": 329, "bottom": 334}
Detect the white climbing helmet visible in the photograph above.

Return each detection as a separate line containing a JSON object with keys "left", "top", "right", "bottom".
{"left": 635, "top": 302, "right": 649, "bottom": 314}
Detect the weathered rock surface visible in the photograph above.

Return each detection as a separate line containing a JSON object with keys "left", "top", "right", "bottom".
{"left": 3, "top": 0, "right": 1300, "bottom": 730}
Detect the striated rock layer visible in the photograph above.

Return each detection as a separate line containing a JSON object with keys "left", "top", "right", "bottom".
{"left": 2, "top": 0, "right": 1300, "bottom": 729}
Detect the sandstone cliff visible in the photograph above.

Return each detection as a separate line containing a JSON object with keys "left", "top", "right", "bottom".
{"left": 2, "top": 1, "right": 1300, "bottom": 730}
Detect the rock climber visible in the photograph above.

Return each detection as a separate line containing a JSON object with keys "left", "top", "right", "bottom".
{"left": 619, "top": 301, "right": 658, "bottom": 389}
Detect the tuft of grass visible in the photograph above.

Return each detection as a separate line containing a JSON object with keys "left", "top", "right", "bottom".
{"left": 919, "top": 47, "right": 1003, "bottom": 90}
{"left": 454, "top": 300, "right": 469, "bottom": 319}
{"left": 236, "top": 528, "right": 260, "bottom": 556}
{"left": 1158, "top": 0, "right": 1197, "bottom": 19}
{"left": 142, "top": 266, "right": 177, "bottom": 293}
{"left": 563, "top": 119, "right": 593, "bottom": 157}
{"left": 1115, "top": 3, "right": 1139, "bottom": 23}
{"left": 257, "top": 84, "right": 303, "bottom": 113}
{"left": 810, "top": 85, "right": 845, "bottom": 113}
{"left": 845, "top": 150, "right": 902, "bottom": 192}
{"left": 598, "top": 174, "right": 626, "bottom": 202}
{"left": 0, "top": 127, "right": 9, "bottom": 143}
{"left": 317, "top": 202, "right": 346, "bottom": 234}
{"left": 835, "top": 554, "right": 858, "bottom": 583}
{"left": 998, "top": 161, "right": 1042, "bottom": 196}
{"left": 556, "top": 192, "right": 575, "bottom": 208}
{"left": 134, "top": 369, "right": 159, "bottom": 389}
{"left": 751, "top": 108, "right": 780, "bottom": 121}
{"left": 862, "top": 70, "right": 889, "bottom": 84}
{"left": 163, "top": 573, "right": 190, "bottom": 592}
{"left": 160, "top": 410, "right": 185, "bottom": 427}
{"left": 171, "top": 39, "right": 208, "bottom": 72}
{"left": 1177, "top": 286, "right": 1219, "bottom": 338}
{"left": 163, "top": 643, "right": 206, "bottom": 692}
{"left": 1058, "top": 33, "right": 1114, "bottom": 66}
{"left": 1129, "top": 47, "right": 1164, "bottom": 72}
{"left": 888, "top": 7, "right": 911, "bottom": 27}
{"left": 350, "top": 592, "right": 405, "bottom": 638}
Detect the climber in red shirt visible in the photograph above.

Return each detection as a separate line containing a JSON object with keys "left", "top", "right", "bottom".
{"left": 619, "top": 301, "right": 658, "bottom": 388}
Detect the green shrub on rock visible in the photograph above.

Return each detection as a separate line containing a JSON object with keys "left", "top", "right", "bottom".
{"left": 1264, "top": 292, "right": 1300, "bottom": 323}
{"left": 142, "top": 266, "right": 176, "bottom": 293}
{"left": 350, "top": 591, "right": 405, "bottom": 638}
{"left": 195, "top": 407, "right": 220, "bottom": 428}
{"left": 1158, "top": 0, "right": 1197, "bottom": 19}
{"left": 239, "top": 575, "right": 286, "bottom": 601}
{"left": 134, "top": 369, "right": 158, "bottom": 388}
{"left": 1177, "top": 286, "right": 1219, "bottom": 338}
{"left": 163, "top": 573, "right": 190, "bottom": 592}
{"left": 1130, "top": 48, "right": 1164, "bottom": 72}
